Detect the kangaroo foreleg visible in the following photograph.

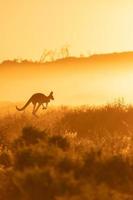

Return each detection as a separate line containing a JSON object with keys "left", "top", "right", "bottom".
{"left": 42, "top": 103, "right": 48, "bottom": 109}
{"left": 45, "top": 102, "right": 48, "bottom": 109}
{"left": 42, "top": 103, "right": 45, "bottom": 109}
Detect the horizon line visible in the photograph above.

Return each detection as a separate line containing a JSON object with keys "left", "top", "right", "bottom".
{"left": 1, "top": 50, "right": 133, "bottom": 64}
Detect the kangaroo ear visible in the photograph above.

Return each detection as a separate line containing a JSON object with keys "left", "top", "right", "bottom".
{"left": 51, "top": 91, "right": 53, "bottom": 94}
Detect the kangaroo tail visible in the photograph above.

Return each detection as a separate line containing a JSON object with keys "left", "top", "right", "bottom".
{"left": 16, "top": 98, "right": 31, "bottom": 111}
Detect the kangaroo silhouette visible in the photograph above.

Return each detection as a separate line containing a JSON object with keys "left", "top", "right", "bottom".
{"left": 16, "top": 91, "right": 54, "bottom": 116}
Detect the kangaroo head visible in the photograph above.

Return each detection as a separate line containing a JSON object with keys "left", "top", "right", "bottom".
{"left": 49, "top": 91, "right": 54, "bottom": 100}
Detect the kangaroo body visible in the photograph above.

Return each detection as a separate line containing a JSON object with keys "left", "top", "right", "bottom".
{"left": 16, "top": 92, "right": 54, "bottom": 116}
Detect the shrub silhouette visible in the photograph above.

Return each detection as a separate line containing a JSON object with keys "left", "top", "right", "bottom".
{"left": 96, "top": 155, "right": 133, "bottom": 193}
{"left": 0, "top": 104, "right": 133, "bottom": 199}
{"left": 49, "top": 135, "right": 70, "bottom": 151}
{"left": 58, "top": 157, "right": 76, "bottom": 173}
{"left": 0, "top": 150, "right": 12, "bottom": 167}
{"left": 14, "top": 147, "right": 35, "bottom": 170}
{"left": 21, "top": 126, "right": 47, "bottom": 145}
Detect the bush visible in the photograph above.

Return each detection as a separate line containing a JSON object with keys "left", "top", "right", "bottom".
{"left": 21, "top": 126, "right": 47, "bottom": 145}
{"left": 0, "top": 104, "right": 133, "bottom": 199}
{"left": 49, "top": 135, "right": 70, "bottom": 151}
{"left": 0, "top": 150, "right": 12, "bottom": 168}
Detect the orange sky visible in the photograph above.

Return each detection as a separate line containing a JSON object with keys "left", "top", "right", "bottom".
{"left": 1, "top": 0, "right": 133, "bottom": 61}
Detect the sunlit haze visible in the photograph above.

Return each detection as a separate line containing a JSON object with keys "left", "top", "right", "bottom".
{"left": 1, "top": 1, "right": 133, "bottom": 198}
{"left": 1, "top": 0, "right": 133, "bottom": 61}
{"left": 1, "top": 1, "right": 133, "bottom": 106}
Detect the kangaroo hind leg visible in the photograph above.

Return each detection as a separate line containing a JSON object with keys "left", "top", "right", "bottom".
{"left": 33, "top": 103, "right": 41, "bottom": 117}
{"left": 32, "top": 103, "right": 37, "bottom": 115}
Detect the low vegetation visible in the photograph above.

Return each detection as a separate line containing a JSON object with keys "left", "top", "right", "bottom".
{"left": 0, "top": 101, "right": 133, "bottom": 200}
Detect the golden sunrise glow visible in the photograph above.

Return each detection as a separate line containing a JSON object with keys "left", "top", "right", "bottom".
{"left": 1, "top": 0, "right": 133, "bottom": 61}
{"left": 0, "top": 64, "right": 133, "bottom": 105}
{"left": 1, "top": 1, "right": 133, "bottom": 105}
{"left": 1, "top": 2, "right": 133, "bottom": 198}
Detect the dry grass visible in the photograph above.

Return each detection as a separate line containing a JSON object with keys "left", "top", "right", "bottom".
{"left": 0, "top": 101, "right": 133, "bottom": 199}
